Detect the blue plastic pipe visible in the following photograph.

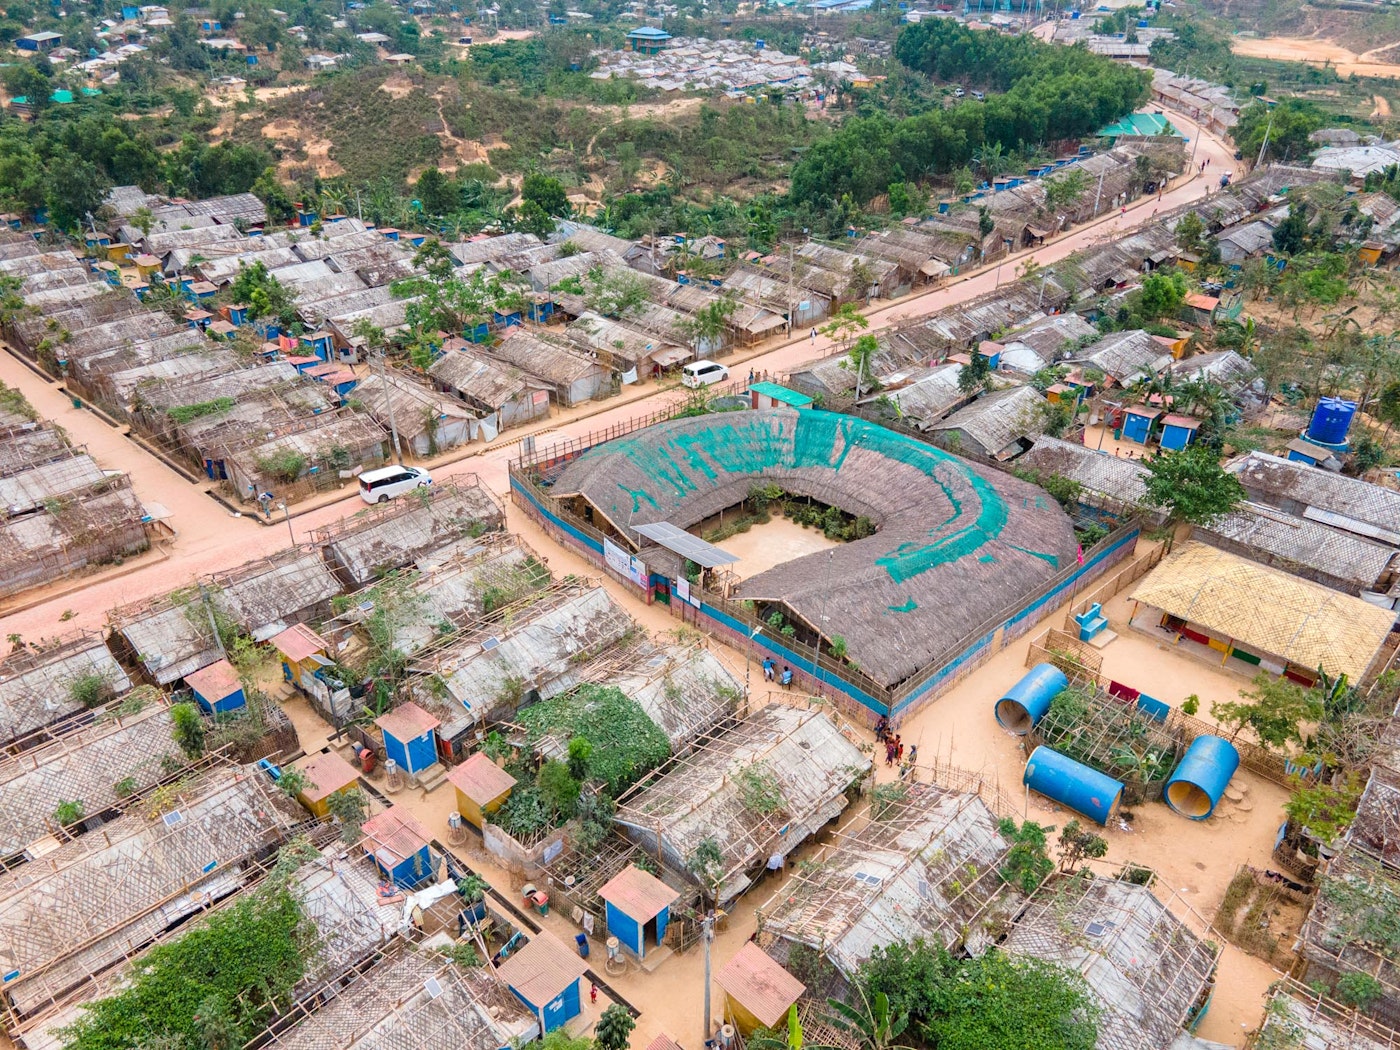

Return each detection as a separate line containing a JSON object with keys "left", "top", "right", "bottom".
{"left": 995, "top": 664, "right": 1069, "bottom": 734}
{"left": 1164, "top": 735, "right": 1240, "bottom": 820}
{"left": 1023, "top": 746, "right": 1124, "bottom": 826}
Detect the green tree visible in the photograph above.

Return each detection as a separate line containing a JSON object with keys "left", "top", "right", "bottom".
{"left": 326, "top": 787, "right": 369, "bottom": 844}
{"left": 1272, "top": 201, "right": 1311, "bottom": 256}
{"left": 46, "top": 158, "right": 111, "bottom": 233}
{"left": 822, "top": 302, "right": 869, "bottom": 348}
{"left": 843, "top": 334, "right": 879, "bottom": 396}
{"left": 1212, "top": 672, "right": 1323, "bottom": 751}
{"left": 957, "top": 350, "right": 992, "bottom": 394}
{"left": 997, "top": 817, "right": 1053, "bottom": 894}
{"left": 595, "top": 1004, "right": 636, "bottom": 1050}
{"left": 537, "top": 760, "right": 580, "bottom": 820}
{"left": 1234, "top": 99, "right": 1323, "bottom": 166}
{"left": 1140, "top": 444, "right": 1244, "bottom": 525}
{"left": 567, "top": 736, "right": 592, "bottom": 781}
{"left": 231, "top": 261, "right": 297, "bottom": 325}
{"left": 678, "top": 296, "right": 737, "bottom": 350}
{"left": 171, "top": 701, "right": 206, "bottom": 758}
{"left": 1057, "top": 820, "right": 1108, "bottom": 873}
{"left": 1132, "top": 270, "right": 1188, "bottom": 322}
{"left": 1175, "top": 211, "right": 1205, "bottom": 254}
{"left": 923, "top": 951, "right": 1098, "bottom": 1050}
{"left": 521, "top": 172, "right": 569, "bottom": 218}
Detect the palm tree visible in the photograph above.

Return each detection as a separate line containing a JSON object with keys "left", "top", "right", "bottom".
{"left": 822, "top": 989, "right": 911, "bottom": 1050}
{"left": 972, "top": 142, "right": 1006, "bottom": 183}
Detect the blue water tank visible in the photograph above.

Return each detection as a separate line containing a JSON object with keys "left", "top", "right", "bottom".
{"left": 994, "top": 664, "right": 1068, "bottom": 734}
{"left": 1306, "top": 397, "right": 1357, "bottom": 446}
{"left": 1023, "top": 746, "right": 1124, "bottom": 825}
{"left": 1164, "top": 735, "right": 1239, "bottom": 820}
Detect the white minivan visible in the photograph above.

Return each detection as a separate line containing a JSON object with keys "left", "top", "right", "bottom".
{"left": 359, "top": 464, "right": 432, "bottom": 504}
{"left": 681, "top": 360, "right": 729, "bottom": 388}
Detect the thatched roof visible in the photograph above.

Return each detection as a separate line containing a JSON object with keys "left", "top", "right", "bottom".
{"left": 0, "top": 764, "right": 303, "bottom": 1020}
{"left": 407, "top": 585, "right": 634, "bottom": 737}
{"left": 1171, "top": 350, "right": 1256, "bottom": 392}
{"left": 616, "top": 704, "right": 869, "bottom": 902}
{"left": 1070, "top": 330, "right": 1172, "bottom": 385}
{"left": 612, "top": 644, "right": 741, "bottom": 749}
{"left": 1302, "top": 846, "right": 1400, "bottom": 1007}
{"left": 760, "top": 781, "right": 1018, "bottom": 976}
{"left": 0, "top": 701, "right": 176, "bottom": 858}
{"left": 1018, "top": 436, "right": 1148, "bottom": 506}
{"left": 0, "top": 636, "right": 132, "bottom": 748}
{"left": 1256, "top": 982, "right": 1400, "bottom": 1050}
{"left": 1351, "top": 765, "right": 1400, "bottom": 869}
{"left": 1004, "top": 877, "right": 1218, "bottom": 1050}
{"left": 320, "top": 481, "right": 504, "bottom": 586}
{"left": 430, "top": 341, "right": 546, "bottom": 411}
{"left": 259, "top": 945, "right": 535, "bottom": 1050}
{"left": 1226, "top": 452, "right": 1400, "bottom": 545}
{"left": 1128, "top": 541, "right": 1394, "bottom": 679}
{"left": 928, "top": 384, "right": 1049, "bottom": 457}
{"left": 1193, "top": 502, "right": 1398, "bottom": 594}
{"left": 550, "top": 410, "right": 1077, "bottom": 688}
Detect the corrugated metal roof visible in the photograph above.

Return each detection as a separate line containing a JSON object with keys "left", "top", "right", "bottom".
{"left": 360, "top": 806, "right": 431, "bottom": 865}
{"left": 496, "top": 930, "right": 589, "bottom": 1005}
{"left": 715, "top": 942, "right": 805, "bottom": 1027}
{"left": 446, "top": 752, "right": 517, "bottom": 804}
{"left": 375, "top": 701, "right": 441, "bottom": 741}
{"left": 184, "top": 657, "right": 240, "bottom": 699}
{"left": 295, "top": 750, "right": 361, "bottom": 803}
{"left": 598, "top": 864, "right": 679, "bottom": 921}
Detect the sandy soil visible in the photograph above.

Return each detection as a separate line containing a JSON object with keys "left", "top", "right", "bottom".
{"left": 1231, "top": 35, "right": 1400, "bottom": 78}
{"left": 1374, "top": 94, "right": 1393, "bottom": 119}
{"left": 712, "top": 515, "right": 841, "bottom": 580}
{"left": 379, "top": 74, "right": 417, "bottom": 99}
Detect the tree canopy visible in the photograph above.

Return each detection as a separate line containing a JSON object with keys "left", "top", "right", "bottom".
{"left": 1139, "top": 444, "right": 1245, "bottom": 525}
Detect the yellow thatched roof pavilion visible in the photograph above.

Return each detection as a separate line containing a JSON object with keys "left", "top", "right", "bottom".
{"left": 1129, "top": 541, "right": 1394, "bottom": 681}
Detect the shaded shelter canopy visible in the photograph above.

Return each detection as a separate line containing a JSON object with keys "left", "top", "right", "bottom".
{"left": 547, "top": 410, "right": 1077, "bottom": 689}
{"left": 1128, "top": 541, "right": 1394, "bottom": 680}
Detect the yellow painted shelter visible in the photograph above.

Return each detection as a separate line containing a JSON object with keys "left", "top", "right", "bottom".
{"left": 715, "top": 942, "right": 805, "bottom": 1037}
{"left": 447, "top": 752, "right": 517, "bottom": 829}
{"left": 292, "top": 749, "right": 361, "bottom": 819}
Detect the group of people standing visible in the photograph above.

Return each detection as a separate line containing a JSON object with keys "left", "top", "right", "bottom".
{"left": 874, "top": 717, "right": 916, "bottom": 776}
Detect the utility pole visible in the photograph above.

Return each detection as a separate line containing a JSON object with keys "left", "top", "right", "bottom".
{"left": 198, "top": 583, "right": 226, "bottom": 657}
{"left": 1255, "top": 107, "right": 1275, "bottom": 171}
{"left": 701, "top": 911, "right": 715, "bottom": 1047}
{"left": 374, "top": 346, "right": 404, "bottom": 462}
{"left": 1092, "top": 165, "right": 1106, "bottom": 217}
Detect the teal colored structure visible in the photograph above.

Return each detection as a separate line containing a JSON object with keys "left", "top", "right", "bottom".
{"left": 1024, "top": 746, "right": 1124, "bottom": 825}
{"left": 1097, "top": 113, "right": 1175, "bottom": 140}
{"left": 1164, "top": 735, "right": 1239, "bottom": 820}
{"left": 994, "top": 663, "right": 1068, "bottom": 734}
{"left": 1075, "top": 602, "right": 1109, "bottom": 643}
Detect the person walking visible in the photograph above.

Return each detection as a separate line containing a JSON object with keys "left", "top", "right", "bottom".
{"left": 810, "top": 327, "right": 817, "bottom": 344}
{"left": 885, "top": 739, "right": 897, "bottom": 767}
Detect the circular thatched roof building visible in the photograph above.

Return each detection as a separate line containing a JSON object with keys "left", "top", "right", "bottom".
{"left": 549, "top": 409, "right": 1077, "bottom": 690}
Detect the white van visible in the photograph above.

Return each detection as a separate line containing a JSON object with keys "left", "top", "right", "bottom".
{"left": 359, "top": 464, "right": 432, "bottom": 504}
{"left": 681, "top": 360, "right": 729, "bottom": 388}
{"left": 952, "top": 86, "right": 965, "bottom": 98}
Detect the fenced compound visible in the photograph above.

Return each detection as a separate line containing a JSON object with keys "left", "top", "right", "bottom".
{"left": 1213, "top": 865, "right": 1310, "bottom": 970}
{"left": 1025, "top": 682, "right": 1183, "bottom": 806}
{"left": 1063, "top": 542, "right": 1168, "bottom": 633}
{"left": 1023, "top": 629, "right": 1304, "bottom": 788}
{"left": 510, "top": 426, "right": 1141, "bottom": 723}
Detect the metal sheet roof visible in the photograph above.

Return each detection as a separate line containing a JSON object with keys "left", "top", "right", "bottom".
{"left": 634, "top": 521, "right": 739, "bottom": 567}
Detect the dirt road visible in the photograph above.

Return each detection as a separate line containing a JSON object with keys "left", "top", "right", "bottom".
{"left": 0, "top": 105, "right": 1232, "bottom": 641}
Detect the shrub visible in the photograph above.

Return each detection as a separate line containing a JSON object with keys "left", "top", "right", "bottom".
{"left": 54, "top": 799, "right": 86, "bottom": 825}
{"left": 171, "top": 702, "right": 206, "bottom": 758}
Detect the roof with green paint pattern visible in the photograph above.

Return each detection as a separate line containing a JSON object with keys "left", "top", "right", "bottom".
{"left": 548, "top": 409, "right": 1077, "bottom": 688}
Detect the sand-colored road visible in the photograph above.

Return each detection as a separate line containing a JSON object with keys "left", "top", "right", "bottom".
{"left": 0, "top": 105, "right": 1232, "bottom": 641}
{"left": 1232, "top": 34, "right": 1400, "bottom": 78}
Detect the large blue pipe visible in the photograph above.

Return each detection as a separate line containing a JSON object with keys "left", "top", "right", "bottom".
{"left": 1023, "top": 746, "right": 1124, "bottom": 826}
{"left": 1164, "top": 735, "right": 1239, "bottom": 820}
{"left": 995, "top": 664, "right": 1069, "bottom": 734}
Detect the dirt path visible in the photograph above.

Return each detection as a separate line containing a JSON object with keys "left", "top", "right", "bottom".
{"left": 1373, "top": 94, "right": 1392, "bottom": 119}
{"left": 1232, "top": 35, "right": 1400, "bottom": 78}
{"left": 1359, "top": 36, "right": 1400, "bottom": 62}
